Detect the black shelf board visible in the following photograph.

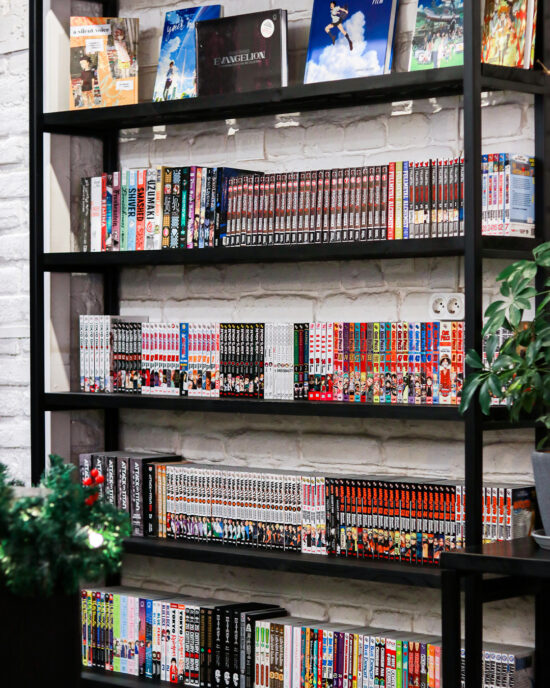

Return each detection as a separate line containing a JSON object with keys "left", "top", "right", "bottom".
{"left": 41, "top": 236, "right": 537, "bottom": 272}
{"left": 42, "top": 66, "right": 546, "bottom": 136}
{"left": 43, "top": 238, "right": 465, "bottom": 271}
{"left": 81, "top": 670, "right": 151, "bottom": 688}
{"left": 123, "top": 537, "right": 442, "bottom": 588}
{"left": 441, "top": 537, "right": 550, "bottom": 579}
{"left": 42, "top": 392, "right": 462, "bottom": 420}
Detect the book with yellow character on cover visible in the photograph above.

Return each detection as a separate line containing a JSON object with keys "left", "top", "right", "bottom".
{"left": 69, "top": 16, "right": 139, "bottom": 110}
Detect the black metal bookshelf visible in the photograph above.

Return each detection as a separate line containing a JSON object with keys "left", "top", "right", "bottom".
{"left": 29, "top": 1, "right": 550, "bottom": 687}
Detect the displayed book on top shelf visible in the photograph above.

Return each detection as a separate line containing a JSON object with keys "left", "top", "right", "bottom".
{"left": 76, "top": 154, "right": 535, "bottom": 254}
{"left": 152, "top": 6, "right": 223, "bottom": 102}
{"left": 80, "top": 585, "right": 535, "bottom": 686}
{"left": 304, "top": 0, "right": 399, "bottom": 84}
{"left": 409, "top": 0, "right": 464, "bottom": 71}
{"left": 196, "top": 10, "right": 288, "bottom": 96}
{"left": 69, "top": 17, "right": 139, "bottom": 110}
{"left": 482, "top": 0, "right": 538, "bottom": 69}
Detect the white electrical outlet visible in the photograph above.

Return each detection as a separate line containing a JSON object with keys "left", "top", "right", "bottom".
{"left": 429, "top": 293, "right": 465, "bottom": 320}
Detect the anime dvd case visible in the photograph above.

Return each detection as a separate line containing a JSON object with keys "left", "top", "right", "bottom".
{"left": 70, "top": 16, "right": 138, "bottom": 110}
{"left": 196, "top": 10, "right": 288, "bottom": 96}
{"left": 409, "top": 0, "right": 464, "bottom": 71}
{"left": 304, "top": 0, "right": 399, "bottom": 84}
{"left": 153, "top": 6, "right": 222, "bottom": 102}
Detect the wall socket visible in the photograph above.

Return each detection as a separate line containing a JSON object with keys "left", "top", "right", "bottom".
{"left": 429, "top": 293, "right": 465, "bottom": 320}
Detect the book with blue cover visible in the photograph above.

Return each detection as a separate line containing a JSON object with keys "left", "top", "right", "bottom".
{"left": 153, "top": 5, "right": 222, "bottom": 101}
{"left": 304, "top": 0, "right": 399, "bottom": 84}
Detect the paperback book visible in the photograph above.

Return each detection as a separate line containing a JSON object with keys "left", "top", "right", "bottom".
{"left": 482, "top": 0, "right": 537, "bottom": 68}
{"left": 69, "top": 16, "right": 139, "bottom": 110}
{"left": 304, "top": 0, "right": 399, "bottom": 84}
{"left": 409, "top": 0, "right": 464, "bottom": 71}
{"left": 196, "top": 10, "right": 288, "bottom": 95}
{"left": 152, "top": 5, "right": 222, "bottom": 101}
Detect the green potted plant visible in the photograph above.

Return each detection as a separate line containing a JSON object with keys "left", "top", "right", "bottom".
{"left": 0, "top": 455, "right": 130, "bottom": 684}
{"left": 460, "top": 241, "right": 550, "bottom": 539}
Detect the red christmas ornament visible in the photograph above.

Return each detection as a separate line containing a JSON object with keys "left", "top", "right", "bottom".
{"left": 90, "top": 468, "right": 99, "bottom": 478}
{"left": 95, "top": 475, "right": 105, "bottom": 485}
{"left": 83, "top": 477, "right": 93, "bottom": 486}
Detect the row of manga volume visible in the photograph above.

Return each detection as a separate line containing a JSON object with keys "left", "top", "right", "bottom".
{"left": 76, "top": 154, "right": 534, "bottom": 253}
{"left": 77, "top": 166, "right": 251, "bottom": 253}
{"left": 81, "top": 586, "right": 535, "bottom": 687}
{"left": 80, "top": 587, "right": 286, "bottom": 684}
{"left": 79, "top": 454, "right": 536, "bottom": 562}
{"left": 79, "top": 318, "right": 465, "bottom": 406}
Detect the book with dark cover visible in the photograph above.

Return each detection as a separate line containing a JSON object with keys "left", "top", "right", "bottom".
{"left": 79, "top": 177, "right": 91, "bottom": 252}
{"left": 197, "top": 10, "right": 288, "bottom": 96}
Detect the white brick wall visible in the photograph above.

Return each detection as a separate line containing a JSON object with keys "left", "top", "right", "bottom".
{"left": 0, "top": 0, "right": 538, "bottom": 655}
{"left": 0, "top": 0, "right": 29, "bottom": 485}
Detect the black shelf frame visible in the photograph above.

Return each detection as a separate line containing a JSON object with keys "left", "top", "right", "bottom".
{"left": 28, "top": 2, "right": 550, "bottom": 688}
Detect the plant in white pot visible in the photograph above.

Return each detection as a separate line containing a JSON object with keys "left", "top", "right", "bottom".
{"left": 460, "top": 242, "right": 550, "bottom": 541}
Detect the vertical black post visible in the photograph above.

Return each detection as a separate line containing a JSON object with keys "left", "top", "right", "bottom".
{"left": 463, "top": 0, "right": 484, "bottom": 685}
{"left": 536, "top": 587, "right": 550, "bottom": 687}
{"left": 30, "top": 0, "right": 45, "bottom": 485}
{"left": 441, "top": 569, "right": 462, "bottom": 688}
{"left": 102, "top": 130, "right": 120, "bottom": 452}
{"left": 534, "top": 0, "right": 550, "bottom": 451}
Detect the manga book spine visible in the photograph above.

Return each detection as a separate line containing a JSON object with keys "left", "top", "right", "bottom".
{"left": 395, "top": 161, "right": 403, "bottom": 240}
{"left": 161, "top": 167, "right": 172, "bottom": 249}
{"left": 408, "top": 160, "right": 415, "bottom": 240}
{"left": 291, "top": 172, "right": 299, "bottom": 244}
{"left": 101, "top": 172, "right": 108, "bottom": 251}
{"left": 207, "top": 168, "right": 217, "bottom": 247}
{"left": 402, "top": 161, "right": 409, "bottom": 240}
{"left": 308, "top": 170, "right": 316, "bottom": 244}
{"left": 134, "top": 169, "right": 145, "bottom": 250}
{"left": 380, "top": 165, "right": 388, "bottom": 241}
{"left": 153, "top": 165, "right": 163, "bottom": 250}
{"left": 348, "top": 167, "right": 357, "bottom": 242}
{"left": 443, "top": 159, "right": 450, "bottom": 238}
{"left": 342, "top": 168, "right": 350, "bottom": 242}
{"left": 335, "top": 169, "right": 344, "bottom": 243}
{"left": 257, "top": 176, "right": 265, "bottom": 245}
{"left": 120, "top": 171, "right": 129, "bottom": 251}
{"left": 364, "top": 167, "right": 372, "bottom": 242}
{"left": 79, "top": 177, "right": 91, "bottom": 253}
{"left": 193, "top": 167, "right": 203, "bottom": 248}
{"left": 431, "top": 159, "right": 439, "bottom": 239}
{"left": 298, "top": 171, "right": 307, "bottom": 244}
{"left": 169, "top": 167, "right": 182, "bottom": 250}
{"left": 144, "top": 167, "right": 156, "bottom": 250}
{"left": 179, "top": 167, "right": 189, "bottom": 249}
{"left": 315, "top": 170, "right": 324, "bottom": 244}
{"left": 245, "top": 170, "right": 254, "bottom": 247}
{"left": 90, "top": 176, "right": 103, "bottom": 252}
{"left": 373, "top": 167, "right": 381, "bottom": 241}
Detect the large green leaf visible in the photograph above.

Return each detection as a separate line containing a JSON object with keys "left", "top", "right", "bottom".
{"left": 459, "top": 372, "right": 484, "bottom": 413}
{"left": 479, "top": 379, "right": 492, "bottom": 415}
{"left": 465, "top": 349, "right": 483, "bottom": 369}
{"left": 485, "top": 335, "right": 498, "bottom": 364}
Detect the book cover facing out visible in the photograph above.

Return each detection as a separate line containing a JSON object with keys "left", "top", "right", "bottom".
{"left": 304, "top": 0, "right": 399, "bottom": 84}
{"left": 481, "top": 0, "right": 536, "bottom": 69}
{"left": 70, "top": 16, "right": 139, "bottom": 110}
{"left": 153, "top": 5, "right": 222, "bottom": 102}
{"left": 409, "top": 0, "right": 464, "bottom": 71}
{"left": 196, "top": 10, "right": 288, "bottom": 96}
